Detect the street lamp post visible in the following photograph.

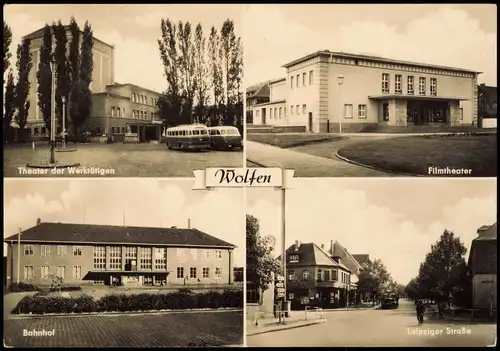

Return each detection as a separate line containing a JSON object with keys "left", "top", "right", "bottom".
{"left": 50, "top": 57, "right": 57, "bottom": 164}
{"left": 337, "top": 75, "right": 344, "bottom": 135}
{"left": 61, "top": 96, "right": 67, "bottom": 149}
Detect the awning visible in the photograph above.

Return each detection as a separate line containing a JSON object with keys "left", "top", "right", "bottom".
{"left": 368, "top": 94, "right": 470, "bottom": 102}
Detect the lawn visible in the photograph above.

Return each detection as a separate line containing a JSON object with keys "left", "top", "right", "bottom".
{"left": 337, "top": 134, "right": 497, "bottom": 176}
{"left": 247, "top": 133, "right": 345, "bottom": 148}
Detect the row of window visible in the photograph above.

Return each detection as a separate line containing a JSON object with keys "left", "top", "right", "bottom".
{"left": 24, "top": 245, "right": 82, "bottom": 256}
{"left": 382, "top": 73, "right": 437, "bottom": 96}
{"left": 110, "top": 107, "right": 159, "bottom": 120}
{"left": 132, "top": 93, "right": 158, "bottom": 107}
{"left": 344, "top": 104, "right": 367, "bottom": 119}
{"left": 23, "top": 265, "right": 82, "bottom": 280}
{"left": 290, "top": 70, "right": 314, "bottom": 89}
{"left": 287, "top": 269, "right": 350, "bottom": 283}
{"left": 167, "top": 129, "right": 208, "bottom": 137}
{"left": 176, "top": 267, "right": 223, "bottom": 279}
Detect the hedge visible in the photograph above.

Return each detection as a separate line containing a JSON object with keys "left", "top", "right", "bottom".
{"left": 12, "top": 289, "right": 243, "bottom": 315}
{"left": 7, "top": 282, "right": 42, "bottom": 293}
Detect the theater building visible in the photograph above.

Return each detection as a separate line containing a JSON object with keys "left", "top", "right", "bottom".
{"left": 4, "top": 221, "right": 236, "bottom": 287}
{"left": 250, "top": 50, "right": 480, "bottom": 133}
{"left": 281, "top": 241, "right": 352, "bottom": 310}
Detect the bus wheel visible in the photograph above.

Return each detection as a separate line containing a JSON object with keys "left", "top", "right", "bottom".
{"left": 167, "top": 142, "right": 172, "bottom": 149}
{"left": 210, "top": 141, "right": 216, "bottom": 150}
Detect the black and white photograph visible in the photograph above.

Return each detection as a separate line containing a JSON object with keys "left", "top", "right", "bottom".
{"left": 3, "top": 4, "right": 244, "bottom": 178}
{"left": 3, "top": 178, "right": 244, "bottom": 347}
{"left": 244, "top": 4, "right": 497, "bottom": 177}
{"left": 246, "top": 178, "right": 497, "bottom": 347}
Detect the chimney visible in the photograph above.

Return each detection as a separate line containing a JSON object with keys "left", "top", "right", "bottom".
{"left": 188, "top": 218, "right": 191, "bottom": 229}
{"left": 320, "top": 244, "right": 325, "bottom": 250}
{"left": 332, "top": 256, "right": 341, "bottom": 264}
{"left": 294, "top": 240, "right": 301, "bottom": 251}
{"left": 330, "top": 240, "right": 334, "bottom": 255}
{"left": 36, "top": 218, "right": 41, "bottom": 225}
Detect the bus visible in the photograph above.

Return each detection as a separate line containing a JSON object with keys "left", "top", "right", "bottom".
{"left": 165, "top": 124, "right": 210, "bottom": 151}
{"left": 207, "top": 126, "right": 243, "bottom": 150}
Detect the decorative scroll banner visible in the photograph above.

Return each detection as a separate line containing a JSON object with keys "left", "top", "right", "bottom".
{"left": 193, "top": 168, "right": 295, "bottom": 189}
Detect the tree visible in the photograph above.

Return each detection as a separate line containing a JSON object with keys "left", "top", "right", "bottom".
{"left": 53, "top": 20, "right": 70, "bottom": 130}
{"left": 193, "top": 23, "right": 210, "bottom": 125}
{"left": 416, "top": 230, "right": 468, "bottom": 305}
{"left": 395, "top": 283, "right": 406, "bottom": 298}
{"left": 3, "top": 21, "right": 13, "bottom": 76}
{"left": 36, "top": 24, "right": 53, "bottom": 131}
{"left": 357, "top": 258, "right": 392, "bottom": 305}
{"left": 246, "top": 214, "right": 281, "bottom": 292}
{"left": 3, "top": 70, "right": 17, "bottom": 142}
{"left": 68, "top": 17, "right": 80, "bottom": 88}
{"left": 15, "top": 39, "right": 33, "bottom": 142}
{"left": 207, "top": 26, "right": 223, "bottom": 126}
{"left": 79, "top": 21, "right": 93, "bottom": 86}
{"left": 405, "top": 278, "right": 421, "bottom": 300}
{"left": 177, "top": 21, "right": 197, "bottom": 123}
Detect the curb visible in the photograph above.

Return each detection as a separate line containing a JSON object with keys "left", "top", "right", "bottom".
{"left": 334, "top": 150, "right": 425, "bottom": 177}
{"left": 247, "top": 318, "right": 327, "bottom": 336}
{"left": 246, "top": 159, "right": 267, "bottom": 168}
{"left": 8, "top": 307, "right": 243, "bottom": 319}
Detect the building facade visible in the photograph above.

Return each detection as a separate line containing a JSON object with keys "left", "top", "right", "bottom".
{"left": 282, "top": 241, "right": 352, "bottom": 310}
{"left": 89, "top": 83, "right": 162, "bottom": 142}
{"left": 4, "top": 221, "right": 235, "bottom": 287}
{"left": 250, "top": 50, "right": 480, "bottom": 133}
{"left": 245, "top": 82, "right": 270, "bottom": 124}
{"left": 330, "top": 240, "right": 363, "bottom": 304}
{"left": 478, "top": 84, "right": 497, "bottom": 128}
{"left": 22, "top": 26, "right": 115, "bottom": 137}
{"left": 468, "top": 223, "right": 497, "bottom": 310}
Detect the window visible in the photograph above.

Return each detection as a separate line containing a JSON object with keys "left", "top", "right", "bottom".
{"left": 296, "top": 105, "right": 300, "bottom": 115}
{"left": 190, "top": 267, "right": 197, "bottom": 279}
{"left": 132, "top": 93, "right": 136, "bottom": 102}
{"left": 288, "top": 293, "right": 295, "bottom": 300}
{"left": 344, "top": 104, "right": 353, "bottom": 119}
{"left": 382, "top": 73, "right": 390, "bottom": 93}
{"left": 358, "top": 104, "right": 367, "bottom": 119}
{"left": 140, "top": 247, "right": 152, "bottom": 270}
{"left": 24, "top": 245, "right": 34, "bottom": 255}
{"left": 291, "top": 106, "right": 295, "bottom": 115}
{"left": 111, "top": 107, "right": 116, "bottom": 117}
{"left": 73, "top": 246, "right": 82, "bottom": 256}
{"left": 177, "top": 267, "right": 184, "bottom": 278}
{"left": 109, "top": 247, "right": 121, "bottom": 270}
{"left": 383, "top": 103, "right": 390, "bottom": 121}
{"left": 56, "top": 266, "right": 66, "bottom": 279}
{"left": 203, "top": 267, "right": 209, "bottom": 278}
{"left": 216, "top": 250, "right": 222, "bottom": 259}
{"left": 125, "top": 247, "right": 137, "bottom": 259}
{"left": 395, "top": 74, "right": 402, "bottom": 94}
{"left": 155, "top": 248, "right": 166, "bottom": 270}
{"left": 291, "top": 76, "right": 294, "bottom": 89}
{"left": 41, "top": 245, "right": 51, "bottom": 256}
{"left": 279, "top": 107, "right": 282, "bottom": 118}
{"left": 317, "top": 269, "right": 323, "bottom": 281}
{"left": 302, "top": 104, "right": 306, "bottom": 114}
{"left": 302, "top": 270, "right": 309, "bottom": 280}
{"left": 289, "top": 254, "right": 299, "bottom": 263}
{"left": 419, "top": 77, "right": 426, "bottom": 95}
{"left": 430, "top": 78, "right": 437, "bottom": 96}
{"left": 287, "top": 270, "right": 295, "bottom": 281}
{"left": 302, "top": 72, "right": 306, "bottom": 86}
{"left": 296, "top": 74, "right": 300, "bottom": 88}
{"left": 57, "top": 246, "right": 67, "bottom": 256}
{"left": 24, "top": 266, "right": 34, "bottom": 280}
{"left": 270, "top": 108, "right": 274, "bottom": 119}
{"left": 215, "top": 268, "right": 222, "bottom": 278}
{"left": 459, "top": 108, "right": 463, "bottom": 120}
{"left": 407, "top": 76, "right": 414, "bottom": 95}
{"left": 309, "top": 70, "right": 314, "bottom": 85}
{"left": 73, "top": 266, "right": 82, "bottom": 280}
{"left": 41, "top": 265, "right": 50, "bottom": 279}
{"left": 332, "top": 269, "right": 338, "bottom": 281}
{"left": 93, "top": 246, "right": 106, "bottom": 270}
{"left": 324, "top": 270, "right": 330, "bottom": 281}
{"left": 117, "top": 108, "right": 121, "bottom": 118}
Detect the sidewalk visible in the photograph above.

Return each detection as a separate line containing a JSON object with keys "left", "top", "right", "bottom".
{"left": 247, "top": 316, "right": 327, "bottom": 336}
{"left": 246, "top": 141, "right": 390, "bottom": 177}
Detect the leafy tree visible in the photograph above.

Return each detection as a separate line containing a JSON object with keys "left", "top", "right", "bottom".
{"left": 37, "top": 24, "right": 53, "bottom": 131}
{"left": 357, "top": 258, "right": 392, "bottom": 305}
{"left": 246, "top": 214, "right": 282, "bottom": 292}
{"left": 15, "top": 39, "right": 33, "bottom": 142}
{"left": 3, "top": 21, "right": 13, "bottom": 76}
{"left": 416, "top": 230, "right": 468, "bottom": 305}
{"left": 53, "top": 20, "right": 70, "bottom": 130}
{"left": 405, "top": 278, "right": 421, "bottom": 300}
{"left": 178, "top": 21, "right": 196, "bottom": 123}
{"left": 79, "top": 21, "right": 93, "bottom": 86}
{"left": 207, "top": 26, "right": 223, "bottom": 126}
{"left": 395, "top": 283, "right": 406, "bottom": 298}
{"left": 3, "top": 70, "right": 17, "bottom": 142}
{"left": 68, "top": 17, "right": 80, "bottom": 88}
{"left": 193, "top": 23, "right": 210, "bottom": 125}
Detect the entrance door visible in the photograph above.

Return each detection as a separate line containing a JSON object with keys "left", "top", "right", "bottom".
{"left": 308, "top": 113, "right": 313, "bottom": 132}
{"left": 261, "top": 109, "right": 266, "bottom": 125}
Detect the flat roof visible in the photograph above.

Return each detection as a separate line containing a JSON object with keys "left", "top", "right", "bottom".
{"left": 253, "top": 99, "right": 286, "bottom": 107}
{"left": 368, "top": 94, "right": 470, "bottom": 101}
{"left": 269, "top": 77, "right": 286, "bottom": 84}
{"left": 282, "top": 50, "right": 482, "bottom": 74}
{"left": 107, "top": 83, "right": 162, "bottom": 96}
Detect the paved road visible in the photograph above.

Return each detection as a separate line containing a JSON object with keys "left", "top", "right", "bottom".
{"left": 3, "top": 142, "right": 243, "bottom": 177}
{"left": 247, "top": 300, "right": 496, "bottom": 347}
{"left": 4, "top": 310, "right": 243, "bottom": 347}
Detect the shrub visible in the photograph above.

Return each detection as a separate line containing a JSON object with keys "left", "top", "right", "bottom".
{"left": 49, "top": 285, "right": 83, "bottom": 293}
{"left": 7, "top": 282, "right": 41, "bottom": 293}
{"left": 11, "top": 288, "right": 244, "bottom": 315}
{"left": 178, "top": 288, "right": 193, "bottom": 294}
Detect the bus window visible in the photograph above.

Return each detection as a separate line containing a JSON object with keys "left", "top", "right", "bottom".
{"left": 220, "top": 130, "right": 227, "bottom": 135}
{"left": 193, "top": 130, "right": 200, "bottom": 136}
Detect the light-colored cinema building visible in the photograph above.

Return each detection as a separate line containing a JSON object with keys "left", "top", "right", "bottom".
{"left": 250, "top": 50, "right": 480, "bottom": 133}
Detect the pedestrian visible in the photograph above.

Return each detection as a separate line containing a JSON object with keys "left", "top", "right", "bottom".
{"left": 416, "top": 299, "right": 425, "bottom": 326}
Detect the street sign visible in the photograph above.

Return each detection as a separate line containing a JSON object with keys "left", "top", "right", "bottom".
{"left": 275, "top": 282, "right": 284, "bottom": 288}
{"left": 276, "top": 275, "right": 285, "bottom": 282}
{"left": 276, "top": 288, "right": 285, "bottom": 293}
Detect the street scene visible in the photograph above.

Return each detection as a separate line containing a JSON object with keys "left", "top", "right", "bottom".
{"left": 245, "top": 4, "right": 497, "bottom": 177}
{"left": 3, "top": 4, "right": 244, "bottom": 177}
{"left": 246, "top": 178, "right": 497, "bottom": 347}
{"left": 3, "top": 178, "right": 245, "bottom": 347}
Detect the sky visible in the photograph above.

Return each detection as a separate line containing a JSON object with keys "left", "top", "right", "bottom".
{"left": 4, "top": 4, "right": 244, "bottom": 92}
{"left": 244, "top": 4, "right": 497, "bottom": 86}
{"left": 247, "top": 178, "right": 497, "bottom": 286}
{"left": 3, "top": 179, "right": 245, "bottom": 266}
